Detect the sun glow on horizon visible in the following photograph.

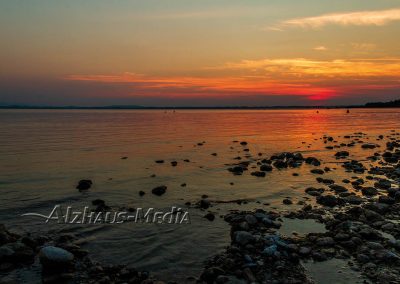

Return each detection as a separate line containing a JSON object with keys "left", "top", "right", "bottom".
{"left": 64, "top": 56, "right": 400, "bottom": 102}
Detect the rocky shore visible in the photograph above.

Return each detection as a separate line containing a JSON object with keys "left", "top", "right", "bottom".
{"left": 198, "top": 132, "right": 400, "bottom": 284}
{"left": 0, "top": 224, "right": 163, "bottom": 284}
{"left": 1, "top": 131, "right": 400, "bottom": 283}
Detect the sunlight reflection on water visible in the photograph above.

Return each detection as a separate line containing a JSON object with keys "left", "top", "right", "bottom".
{"left": 0, "top": 108, "right": 399, "bottom": 281}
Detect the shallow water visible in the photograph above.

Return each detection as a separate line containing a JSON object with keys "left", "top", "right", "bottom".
{"left": 0, "top": 108, "right": 399, "bottom": 281}
{"left": 279, "top": 218, "right": 327, "bottom": 237}
{"left": 303, "top": 258, "right": 368, "bottom": 284}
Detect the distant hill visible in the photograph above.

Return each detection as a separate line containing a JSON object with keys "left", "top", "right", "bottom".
{"left": 365, "top": 99, "right": 400, "bottom": 108}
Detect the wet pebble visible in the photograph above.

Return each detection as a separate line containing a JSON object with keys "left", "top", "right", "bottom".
{"left": 76, "top": 179, "right": 92, "bottom": 191}
{"left": 152, "top": 186, "right": 167, "bottom": 196}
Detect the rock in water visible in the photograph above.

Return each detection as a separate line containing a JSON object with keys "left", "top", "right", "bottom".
{"left": 362, "top": 143, "right": 377, "bottom": 149}
{"left": 330, "top": 184, "right": 348, "bottom": 193}
{"left": 273, "top": 160, "right": 288, "bottom": 169}
{"left": 361, "top": 187, "right": 378, "bottom": 196}
{"left": 317, "top": 195, "right": 339, "bottom": 207}
{"left": 234, "top": 231, "right": 255, "bottom": 246}
{"left": 39, "top": 246, "right": 74, "bottom": 269}
{"left": 305, "top": 157, "right": 321, "bottom": 166}
{"left": 262, "top": 244, "right": 278, "bottom": 256}
{"left": 317, "top": 237, "right": 335, "bottom": 246}
{"left": 260, "top": 164, "right": 273, "bottom": 172}
{"left": 152, "top": 186, "right": 167, "bottom": 196}
{"left": 0, "top": 245, "right": 14, "bottom": 261}
{"left": 378, "top": 196, "right": 395, "bottom": 205}
{"left": 305, "top": 187, "right": 324, "bottom": 196}
{"left": 310, "top": 169, "right": 324, "bottom": 175}
{"left": 204, "top": 213, "right": 215, "bottom": 221}
{"left": 343, "top": 195, "right": 363, "bottom": 205}
{"left": 251, "top": 171, "right": 266, "bottom": 177}
{"left": 91, "top": 199, "right": 105, "bottom": 206}
{"left": 76, "top": 179, "right": 92, "bottom": 190}
{"left": 375, "top": 179, "right": 391, "bottom": 190}
{"left": 245, "top": 214, "right": 258, "bottom": 225}
{"left": 199, "top": 199, "right": 211, "bottom": 209}
{"left": 283, "top": 198, "right": 293, "bottom": 205}
{"left": 228, "top": 166, "right": 244, "bottom": 175}
{"left": 0, "top": 225, "right": 15, "bottom": 245}
{"left": 335, "top": 151, "right": 349, "bottom": 158}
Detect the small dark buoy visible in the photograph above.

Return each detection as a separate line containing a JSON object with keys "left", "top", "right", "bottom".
{"left": 316, "top": 110, "right": 319, "bottom": 113}
{"left": 347, "top": 109, "right": 350, "bottom": 114}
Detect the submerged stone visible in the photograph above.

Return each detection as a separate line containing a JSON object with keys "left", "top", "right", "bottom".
{"left": 76, "top": 179, "right": 92, "bottom": 190}
{"left": 39, "top": 246, "right": 74, "bottom": 268}
{"left": 152, "top": 185, "right": 167, "bottom": 196}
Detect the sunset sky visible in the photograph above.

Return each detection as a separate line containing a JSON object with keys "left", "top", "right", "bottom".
{"left": 1, "top": 0, "right": 400, "bottom": 106}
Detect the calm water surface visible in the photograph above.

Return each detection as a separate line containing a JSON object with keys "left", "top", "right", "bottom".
{"left": 0, "top": 109, "right": 399, "bottom": 281}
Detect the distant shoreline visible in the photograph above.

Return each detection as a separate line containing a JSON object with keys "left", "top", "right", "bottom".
{"left": 0, "top": 99, "right": 399, "bottom": 110}
{"left": 0, "top": 105, "right": 399, "bottom": 110}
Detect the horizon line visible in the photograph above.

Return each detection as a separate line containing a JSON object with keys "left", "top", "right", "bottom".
{"left": 0, "top": 101, "right": 399, "bottom": 110}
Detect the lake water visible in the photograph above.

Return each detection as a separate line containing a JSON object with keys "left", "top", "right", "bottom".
{"left": 0, "top": 108, "right": 399, "bottom": 281}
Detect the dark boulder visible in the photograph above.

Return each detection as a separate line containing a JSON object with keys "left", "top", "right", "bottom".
{"left": 361, "top": 143, "right": 377, "bottom": 149}
{"left": 91, "top": 199, "right": 105, "bottom": 206}
{"left": 282, "top": 198, "right": 293, "bottom": 205}
{"left": 305, "top": 187, "right": 324, "bottom": 196}
{"left": 204, "top": 213, "right": 215, "bottom": 221}
{"left": 251, "top": 171, "right": 266, "bottom": 177}
{"left": 305, "top": 157, "right": 321, "bottom": 166}
{"left": 317, "top": 195, "right": 340, "bottom": 207}
{"left": 330, "top": 184, "right": 348, "bottom": 193}
{"left": 151, "top": 186, "right": 167, "bottom": 196}
{"left": 228, "top": 166, "right": 244, "bottom": 175}
{"left": 273, "top": 160, "right": 288, "bottom": 169}
{"left": 260, "top": 164, "right": 273, "bottom": 172}
{"left": 361, "top": 187, "right": 378, "bottom": 196}
{"left": 199, "top": 199, "right": 211, "bottom": 209}
{"left": 378, "top": 196, "right": 395, "bottom": 205}
{"left": 76, "top": 180, "right": 92, "bottom": 191}
{"left": 375, "top": 179, "right": 391, "bottom": 190}
{"left": 335, "top": 151, "right": 349, "bottom": 158}
{"left": 343, "top": 195, "right": 363, "bottom": 205}
{"left": 39, "top": 246, "right": 74, "bottom": 271}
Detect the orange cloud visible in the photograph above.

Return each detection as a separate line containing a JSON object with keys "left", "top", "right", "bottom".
{"left": 217, "top": 58, "right": 400, "bottom": 78}
{"left": 65, "top": 57, "right": 400, "bottom": 101}
{"left": 65, "top": 73, "right": 337, "bottom": 99}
